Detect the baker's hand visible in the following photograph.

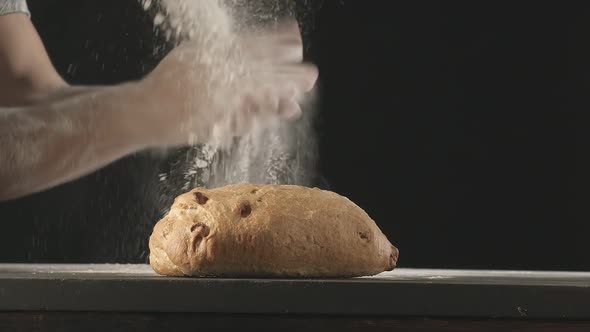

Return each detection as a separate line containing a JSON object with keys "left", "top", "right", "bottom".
{"left": 139, "top": 19, "right": 318, "bottom": 146}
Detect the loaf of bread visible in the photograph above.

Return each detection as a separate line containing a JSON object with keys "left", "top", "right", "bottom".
{"left": 149, "top": 184, "right": 398, "bottom": 277}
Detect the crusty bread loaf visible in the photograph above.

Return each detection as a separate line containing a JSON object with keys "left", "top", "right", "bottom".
{"left": 149, "top": 184, "right": 398, "bottom": 277}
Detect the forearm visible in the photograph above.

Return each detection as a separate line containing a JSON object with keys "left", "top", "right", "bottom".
{"left": 0, "top": 13, "right": 67, "bottom": 107}
{"left": 0, "top": 82, "right": 152, "bottom": 201}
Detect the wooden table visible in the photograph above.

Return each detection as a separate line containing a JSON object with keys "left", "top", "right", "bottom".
{"left": 1, "top": 264, "right": 589, "bottom": 331}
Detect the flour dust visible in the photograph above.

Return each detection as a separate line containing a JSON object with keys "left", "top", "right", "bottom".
{"left": 142, "top": 0, "right": 321, "bottom": 211}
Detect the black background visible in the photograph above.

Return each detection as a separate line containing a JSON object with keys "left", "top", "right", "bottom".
{"left": 0, "top": 1, "right": 588, "bottom": 270}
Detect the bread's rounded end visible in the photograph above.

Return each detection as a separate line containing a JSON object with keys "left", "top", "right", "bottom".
{"left": 387, "top": 245, "right": 399, "bottom": 271}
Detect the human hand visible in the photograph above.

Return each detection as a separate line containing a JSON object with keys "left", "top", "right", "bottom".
{"left": 140, "top": 18, "right": 318, "bottom": 146}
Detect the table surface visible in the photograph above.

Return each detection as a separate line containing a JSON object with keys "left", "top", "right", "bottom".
{"left": 1, "top": 264, "right": 589, "bottom": 319}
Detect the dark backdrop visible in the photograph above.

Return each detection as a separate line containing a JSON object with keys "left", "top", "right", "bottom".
{"left": 0, "top": 1, "right": 587, "bottom": 270}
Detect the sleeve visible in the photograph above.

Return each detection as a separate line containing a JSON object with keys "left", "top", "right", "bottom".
{"left": 0, "top": 0, "right": 30, "bottom": 17}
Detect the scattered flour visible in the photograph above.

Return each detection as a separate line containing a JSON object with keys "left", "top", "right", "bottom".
{"left": 143, "top": 0, "right": 319, "bottom": 197}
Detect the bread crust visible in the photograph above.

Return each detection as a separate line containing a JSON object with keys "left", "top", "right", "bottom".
{"left": 149, "top": 184, "right": 398, "bottom": 277}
